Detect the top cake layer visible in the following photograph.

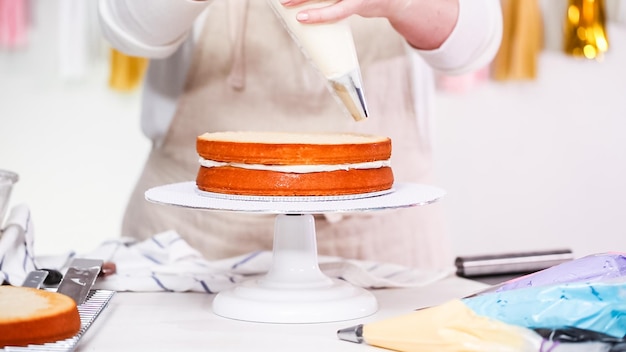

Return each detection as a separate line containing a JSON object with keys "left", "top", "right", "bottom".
{"left": 196, "top": 131, "right": 392, "bottom": 165}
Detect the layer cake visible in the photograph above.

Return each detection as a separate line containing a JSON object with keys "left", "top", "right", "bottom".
{"left": 195, "top": 131, "right": 394, "bottom": 196}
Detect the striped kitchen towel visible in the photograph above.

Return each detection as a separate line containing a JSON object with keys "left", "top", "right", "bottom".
{"left": 0, "top": 204, "right": 37, "bottom": 285}
{"left": 83, "top": 231, "right": 454, "bottom": 293}
{"left": 0, "top": 205, "right": 454, "bottom": 293}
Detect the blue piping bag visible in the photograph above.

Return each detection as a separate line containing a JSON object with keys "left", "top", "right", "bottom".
{"left": 463, "top": 278, "right": 626, "bottom": 338}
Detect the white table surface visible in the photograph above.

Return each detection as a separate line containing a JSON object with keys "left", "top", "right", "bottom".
{"left": 75, "top": 276, "right": 488, "bottom": 352}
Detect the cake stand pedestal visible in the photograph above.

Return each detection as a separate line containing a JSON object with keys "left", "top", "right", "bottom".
{"left": 145, "top": 182, "right": 445, "bottom": 323}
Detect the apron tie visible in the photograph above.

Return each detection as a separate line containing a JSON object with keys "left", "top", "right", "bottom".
{"left": 227, "top": 0, "right": 249, "bottom": 90}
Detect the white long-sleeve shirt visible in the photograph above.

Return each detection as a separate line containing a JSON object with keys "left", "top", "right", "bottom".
{"left": 98, "top": 0, "right": 502, "bottom": 146}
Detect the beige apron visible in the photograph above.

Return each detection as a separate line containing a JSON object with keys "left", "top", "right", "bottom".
{"left": 122, "top": 0, "right": 452, "bottom": 270}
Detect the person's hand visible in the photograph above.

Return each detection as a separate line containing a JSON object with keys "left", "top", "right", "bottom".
{"left": 280, "top": 0, "right": 459, "bottom": 50}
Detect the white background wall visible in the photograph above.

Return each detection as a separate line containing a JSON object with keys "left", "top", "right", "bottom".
{"left": 1, "top": 1, "right": 625, "bottom": 262}
{"left": 434, "top": 42, "right": 626, "bottom": 258}
{"left": 0, "top": 1, "right": 150, "bottom": 256}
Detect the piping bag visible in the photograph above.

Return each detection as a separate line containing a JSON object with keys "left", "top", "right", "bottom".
{"left": 338, "top": 252, "right": 626, "bottom": 351}
{"left": 267, "top": 0, "right": 368, "bottom": 121}
{"left": 474, "top": 252, "right": 626, "bottom": 295}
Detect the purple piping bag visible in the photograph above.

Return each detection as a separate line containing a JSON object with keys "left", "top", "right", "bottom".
{"left": 474, "top": 252, "right": 626, "bottom": 296}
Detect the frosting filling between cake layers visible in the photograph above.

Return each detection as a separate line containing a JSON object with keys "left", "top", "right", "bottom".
{"left": 198, "top": 157, "right": 391, "bottom": 173}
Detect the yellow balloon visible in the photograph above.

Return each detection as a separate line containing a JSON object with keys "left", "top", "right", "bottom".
{"left": 491, "top": 0, "right": 543, "bottom": 81}
{"left": 108, "top": 49, "right": 148, "bottom": 91}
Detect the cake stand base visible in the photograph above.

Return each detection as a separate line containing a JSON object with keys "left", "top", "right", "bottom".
{"left": 212, "top": 214, "right": 378, "bottom": 323}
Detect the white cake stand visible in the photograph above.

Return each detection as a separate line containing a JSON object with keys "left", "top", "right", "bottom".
{"left": 145, "top": 181, "right": 445, "bottom": 323}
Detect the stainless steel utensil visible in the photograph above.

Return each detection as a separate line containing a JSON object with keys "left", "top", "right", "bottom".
{"left": 56, "top": 258, "right": 103, "bottom": 305}
{"left": 21, "top": 270, "right": 49, "bottom": 289}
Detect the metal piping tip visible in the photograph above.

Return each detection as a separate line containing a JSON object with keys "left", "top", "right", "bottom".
{"left": 337, "top": 324, "right": 364, "bottom": 344}
{"left": 330, "top": 69, "right": 369, "bottom": 121}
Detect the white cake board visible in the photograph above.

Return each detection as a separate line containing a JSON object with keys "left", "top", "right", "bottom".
{"left": 145, "top": 182, "right": 445, "bottom": 323}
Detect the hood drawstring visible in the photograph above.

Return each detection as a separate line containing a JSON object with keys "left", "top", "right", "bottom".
{"left": 227, "top": 0, "right": 249, "bottom": 90}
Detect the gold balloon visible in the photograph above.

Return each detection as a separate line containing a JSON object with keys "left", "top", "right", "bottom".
{"left": 563, "top": 0, "right": 609, "bottom": 60}
{"left": 492, "top": 0, "right": 543, "bottom": 81}
{"left": 108, "top": 48, "right": 148, "bottom": 91}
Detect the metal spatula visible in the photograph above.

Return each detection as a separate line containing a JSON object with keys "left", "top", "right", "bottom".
{"left": 56, "top": 258, "right": 103, "bottom": 305}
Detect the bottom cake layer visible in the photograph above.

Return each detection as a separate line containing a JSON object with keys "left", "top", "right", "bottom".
{"left": 196, "top": 166, "right": 394, "bottom": 196}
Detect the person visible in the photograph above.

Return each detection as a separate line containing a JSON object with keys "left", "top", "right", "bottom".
{"left": 98, "top": 0, "right": 502, "bottom": 270}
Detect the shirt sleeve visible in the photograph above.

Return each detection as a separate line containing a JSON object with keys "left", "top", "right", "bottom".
{"left": 415, "top": 0, "right": 503, "bottom": 75}
{"left": 98, "top": 0, "right": 211, "bottom": 58}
